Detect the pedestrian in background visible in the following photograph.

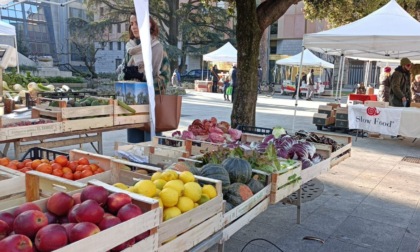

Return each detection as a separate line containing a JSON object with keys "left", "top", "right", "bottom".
{"left": 411, "top": 74, "right": 420, "bottom": 103}
{"left": 257, "top": 65, "right": 263, "bottom": 90}
{"left": 390, "top": 57, "right": 412, "bottom": 107}
{"left": 223, "top": 77, "right": 231, "bottom": 101}
{"left": 230, "top": 63, "right": 237, "bottom": 103}
{"left": 306, "top": 69, "right": 315, "bottom": 101}
{"left": 211, "top": 65, "right": 219, "bottom": 93}
{"left": 292, "top": 72, "right": 305, "bottom": 99}
{"left": 378, "top": 66, "right": 392, "bottom": 102}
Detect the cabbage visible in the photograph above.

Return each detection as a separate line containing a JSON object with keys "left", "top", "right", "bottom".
{"left": 311, "top": 153, "right": 323, "bottom": 164}
{"left": 301, "top": 159, "right": 314, "bottom": 169}
{"left": 208, "top": 132, "right": 225, "bottom": 143}
{"left": 262, "top": 134, "right": 275, "bottom": 144}
{"left": 209, "top": 126, "right": 224, "bottom": 135}
{"left": 172, "top": 131, "right": 181, "bottom": 137}
{"left": 256, "top": 142, "right": 268, "bottom": 153}
{"left": 181, "top": 131, "right": 195, "bottom": 140}
{"left": 276, "top": 148, "right": 289, "bottom": 159}
{"left": 287, "top": 143, "right": 310, "bottom": 160}
{"left": 228, "top": 128, "right": 242, "bottom": 141}
{"left": 272, "top": 126, "right": 287, "bottom": 138}
{"left": 276, "top": 138, "right": 298, "bottom": 151}
{"left": 301, "top": 142, "right": 316, "bottom": 158}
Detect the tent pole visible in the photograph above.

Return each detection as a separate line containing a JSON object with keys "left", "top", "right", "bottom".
{"left": 292, "top": 46, "right": 305, "bottom": 133}
{"left": 338, "top": 55, "right": 346, "bottom": 104}
{"left": 373, "top": 61, "right": 378, "bottom": 88}
{"left": 14, "top": 36, "right": 19, "bottom": 73}
{"left": 335, "top": 55, "right": 344, "bottom": 102}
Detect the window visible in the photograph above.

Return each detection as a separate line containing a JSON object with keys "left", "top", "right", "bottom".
{"left": 99, "top": 7, "right": 104, "bottom": 17}
{"left": 109, "top": 42, "right": 113, "bottom": 50}
{"left": 117, "top": 42, "right": 121, "bottom": 50}
{"left": 117, "top": 23, "right": 121, "bottom": 33}
{"left": 115, "top": 58, "right": 122, "bottom": 69}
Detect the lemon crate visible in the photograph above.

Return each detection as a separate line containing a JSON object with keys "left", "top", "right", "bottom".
{"left": 0, "top": 117, "right": 62, "bottom": 141}
{"left": 109, "top": 158, "right": 224, "bottom": 252}
{"left": 31, "top": 97, "right": 114, "bottom": 132}
{"left": 0, "top": 179, "right": 161, "bottom": 252}
{"left": 113, "top": 99, "right": 150, "bottom": 126}
{"left": 222, "top": 169, "right": 271, "bottom": 242}
{"left": 270, "top": 160, "right": 302, "bottom": 204}
{"left": 115, "top": 141, "right": 190, "bottom": 167}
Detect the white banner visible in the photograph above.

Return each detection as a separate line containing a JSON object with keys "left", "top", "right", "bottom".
{"left": 348, "top": 105, "right": 403, "bottom": 136}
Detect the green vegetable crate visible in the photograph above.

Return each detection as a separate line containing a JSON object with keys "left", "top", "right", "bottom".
{"left": 112, "top": 99, "right": 150, "bottom": 126}
{"left": 269, "top": 160, "right": 302, "bottom": 204}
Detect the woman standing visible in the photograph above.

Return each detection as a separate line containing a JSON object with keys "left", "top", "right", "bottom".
{"left": 378, "top": 66, "right": 391, "bottom": 102}
{"left": 211, "top": 65, "right": 220, "bottom": 93}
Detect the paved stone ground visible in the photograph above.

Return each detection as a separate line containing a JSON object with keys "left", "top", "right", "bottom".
{"left": 4, "top": 90, "right": 419, "bottom": 251}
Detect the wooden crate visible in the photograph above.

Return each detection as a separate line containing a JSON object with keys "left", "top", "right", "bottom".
{"left": 113, "top": 100, "right": 150, "bottom": 126}
{"left": 309, "top": 132, "right": 352, "bottom": 167}
{"left": 300, "top": 157, "right": 331, "bottom": 184}
{"left": 0, "top": 166, "right": 26, "bottom": 210}
{"left": 240, "top": 133, "right": 265, "bottom": 143}
{"left": 222, "top": 170, "right": 271, "bottom": 242}
{"left": 150, "top": 136, "right": 222, "bottom": 157}
{"left": 0, "top": 117, "right": 62, "bottom": 140}
{"left": 115, "top": 142, "right": 190, "bottom": 167}
{"left": 31, "top": 97, "right": 114, "bottom": 132}
{"left": 0, "top": 179, "right": 161, "bottom": 252}
{"left": 270, "top": 160, "right": 302, "bottom": 204}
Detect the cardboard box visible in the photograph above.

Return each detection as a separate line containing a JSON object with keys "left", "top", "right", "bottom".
{"left": 318, "top": 105, "right": 336, "bottom": 117}
{"left": 335, "top": 119, "right": 349, "bottom": 128}
{"left": 115, "top": 81, "right": 149, "bottom": 105}
{"left": 411, "top": 102, "right": 420, "bottom": 108}
{"left": 336, "top": 107, "right": 349, "bottom": 120}
{"left": 313, "top": 113, "right": 335, "bottom": 126}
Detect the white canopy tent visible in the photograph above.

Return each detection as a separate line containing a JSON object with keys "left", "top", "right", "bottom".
{"left": 275, "top": 49, "right": 334, "bottom": 68}
{"left": 203, "top": 42, "right": 237, "bottom": 63}
{"left": 0, "top": 20, "right": 19, "bottom": 72}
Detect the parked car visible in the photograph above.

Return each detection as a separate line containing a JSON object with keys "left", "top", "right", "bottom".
{"left": 181, "top": 69, "right": 211, "bottom": 83}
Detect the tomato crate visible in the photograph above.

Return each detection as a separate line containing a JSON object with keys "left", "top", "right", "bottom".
{"left": 270, "top": 160, "right": 302, "bottom": 204}
{"left": 19, "top": 147, "right": 68, "bottom": 162}
{"left": 0, "top": 117, "right": 62, "bottom": 141}
{"left": 31, "top": 97, "right": 114, "bottom": 132}
{"left": 115, "top": 141, "right": 190, "bottom": 168}
{"left": 222, "top": 170, "right": 271, "bottom": 242}
{"left": 113, "top": 99, "right": 149, "bottom": 126}
{"left": 0, "top": 180, "right": 161, "bottom": 252}
{"left": 108, "top": 159, "right": 224, "bottom": 252}
{"left": 0, "top": 166, "right": 26, "bottom": 210}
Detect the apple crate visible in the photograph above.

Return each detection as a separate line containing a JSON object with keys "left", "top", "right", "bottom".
{"left": 0, "top": 166, "right": 26, "bottom": 210}
{"left": 109, "top": 159, "right": 224, "bottom": 252}
{"left": 222, "top": 170, "right": 271, "bottom": 242}
{"left": 31, "top": 97, "right": 114, "bottom": 132}
{"left": 0, "top": 117, "right": 62, "bottom": 141}
{"left": 0, "top": 179, "right": 161, "bottom": 252}
{"left": 115, "top": 141, "right": 190, "bottom": 168}
{"left": 113, "top": 99, "right": 150, "bottom": 126}
{"left": 270, "top": 160, "right": 302, "bottom": 204}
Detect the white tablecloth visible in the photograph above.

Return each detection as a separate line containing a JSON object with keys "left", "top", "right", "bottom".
{"left": 348, "top": 105, "right": 420, "bottom": 138}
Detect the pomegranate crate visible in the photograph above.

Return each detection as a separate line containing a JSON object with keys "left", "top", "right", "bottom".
{"left": 0, "top": 179, "right": 161, "bottom": 252}
{"left": 222, "top": 170, "right": 271, "bottom": 242}
{"left": 109, "top": 159, "right": 224, "bottom": 252}
{"left": 31, "top": 97, "right": 114, "bottom": 132}
{"left": 270, "top": 160, "right": 302, "bottom": 204}
{"left": 115, "top": 141, "right": 190, "bottom": 168}
{"left": 0, "top": 117, "right": 62, "bottom": 140}
{"left": 113, "top": 99, "right": 149, "bottom": 126}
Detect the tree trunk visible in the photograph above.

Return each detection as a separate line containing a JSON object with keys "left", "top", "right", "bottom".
{"left": 231, "top": 1, "right": 262, "bottom": 128}
{"left": 259, "top": 26, "right": 269, "bottom": 83}
{"left": 167, "top": 0, "right": 179, "bottom": 73}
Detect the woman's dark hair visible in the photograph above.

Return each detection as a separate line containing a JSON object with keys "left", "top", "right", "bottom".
{"left": 129, "top": 12, "right": 159, "bottom": 40}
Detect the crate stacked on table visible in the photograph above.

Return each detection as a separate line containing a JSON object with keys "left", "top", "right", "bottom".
{"left": 0, "top": 115, "right": 62, "bottom": 141}
{"left": 313, "top": 103, "right": 340, "bottom": 129}
{"left": 335, "top": 107, "right": 349, "bottom": 129}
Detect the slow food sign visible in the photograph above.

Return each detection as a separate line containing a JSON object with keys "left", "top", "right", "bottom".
{"left": 349, "top": 106, "right": 402, "bottom": 135}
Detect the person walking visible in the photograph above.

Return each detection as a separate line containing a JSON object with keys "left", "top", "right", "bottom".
{"left": 378, "top": 66, "right": 392, "bottom": 102}
{"left": 390, "top": 57, "right": 412, "bottom": 107}
{"left": 292, "top": 72, "right": 305, "bottom": 99}
{"left": 211, "top": 65, "right": 219, "bottom": 93}
{"left": 223, "top": 77, "right": 231, "bottom": 101}
{"left": 230, "top": 63, "right": 237, "bottom": 103}
{"left": 306, "top": 69, "right": 315, "bottom": 101}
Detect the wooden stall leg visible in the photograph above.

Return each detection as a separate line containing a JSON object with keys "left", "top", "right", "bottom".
{"left": 13, "top": 141, "right": 20, "bottom": 160}
{"left": 0, "top": 142, "right": 10, "bottom": 157}
{"left": 25, "top": 172, "right": 40, "bottom": 202}
{"left": 98, "top": 132, "right": 103, "bottom": 154}
{"left": 217, "top": 242, "right": 225, "bottom": 252}
{"left": 297, "top": 185, "right": 302, "bottom": 224}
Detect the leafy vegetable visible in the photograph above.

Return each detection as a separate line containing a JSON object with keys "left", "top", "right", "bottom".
{"left": 272, "top": 126, "right": 287, "bottom": 138}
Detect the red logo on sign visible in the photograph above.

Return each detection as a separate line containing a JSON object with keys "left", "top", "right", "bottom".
{"left": 366, "top": 107, "right": 380, "bottom": 116}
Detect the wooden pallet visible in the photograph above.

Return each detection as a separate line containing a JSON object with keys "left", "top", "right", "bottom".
{"left": 0, "top": 117, "right": 62, "bottom": 140}
{"left": 113, "top": 100, "right": 150, "bottom": 126}
{"left": 270, "top": 161, "right": 302, "bottom": 204}
{"left": 32, "top": 97, "right": 114, "bottom": 132}
{"left": 0, "top": 179, "right": 161, "bottom": 252}
{"left": 222, "top": 170, "right": 271, "bottom": 242}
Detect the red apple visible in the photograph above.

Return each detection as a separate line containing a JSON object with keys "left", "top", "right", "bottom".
{"left": 69, "top": 222, "right": 100, "bottom": 243}
{"left": 0, "top": 212, "right": 14, "bottom": 233}
{"left": 46, "top": 192, "right": 75, "bottom": 216}
{"left": 107, "top": 193, "right": 132, "bottom": 214}
{"left": 14, "top": 202, "right": 41, "bottom": 217}
{"left": 80, "top": 185, "right": 109, "bottom": 206}
{"left": 13, "top": 210, "right": 48, "bottom": 239}
{"left": 0, "top": 220, "right": 10, "bottom": 241}
{"left": 57, "top": 215, "right": 69, "bottom": 224}
{"left": 44, "top": 212, "right": 57, "bottom": 224}
{"left": 117, "top": 203, "right": 143, "bottom": 222}
{"left": 72, "top": 192, "right": 82, "bottom": 204}
{"left": 0, "top": 234, "right": 33, "bottom": 252}
{"left": 98, "top": 215, "right": 121, "bottom": 231}
{"left": 135, "top": 230, "right": 150, "bottom": 242}
{"left": 35, "top": 224, "right": 68, "bottom": 252}
{"left": 67, "top": 204, "right": 80, "bottom": 223}
{"left": 111, "top": 238, "right": 135, "bottom": 252}
{"left": 74, "top": 200, "right": 104, "bottom": 224}
{"left": 61, "top": 223, "right": 76, "bottom": 241}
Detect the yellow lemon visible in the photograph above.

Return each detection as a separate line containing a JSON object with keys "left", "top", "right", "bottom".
{"left": 163, "top": 180, "right": 184, "bottom": 196}
{"left": 197, "top": 194, "right": 210, "bottom": 205}
{"left": 184, "top": 182, "right": 202, "bottom": 202}
{"left": 126, "top": 186, "right": 137, "bottom": 193}
{"left": 155, "top": 189, "right": 161, "bottom": 197}
{"left": 179, "top": 171, "right": 195, "bottom": 184}
{"left": 134, "top": 180, "right": 156, "bottom": 197}
{"left": 202, "top": 185, "right": 217, "bottom": 199}
{"left": 194, "top": 203, "right": 199, "bottom": 208}
{"left": 177, "top": 196, "right": 194, "bottom": 213}
{"left": 163, "top": 207, "right": 181, "bottom": 221}
{"left": 161, "top": 170, "right": 178, "bottom": 181}
{"left": 153, "top": 197, "right": 163, "bottom": 208}
{"left": 153, "top": 179, "right": 167, "bottom": 190}
{"left": 151, "top": 171, "right": 162, "bottom": 181}
{"left": 113, "top": 182, "right": 128, "bottom": 190}
{"left": 160, "top": 188, "right": 179, "bottom": 207}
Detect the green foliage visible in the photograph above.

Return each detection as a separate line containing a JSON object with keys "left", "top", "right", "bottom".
{"left": 3, "top": 70, "right": 49, "bottom": 87}
{"left": 44, "top": 76, "right": 85, "bottom": 83}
